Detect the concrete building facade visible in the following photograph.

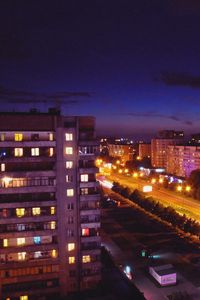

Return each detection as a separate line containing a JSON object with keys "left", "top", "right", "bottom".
{"left": 0, "top": 110, "right": 101, "bottom": 300}
{"left": 138, "top": 143, "right": 151, "bottom": 159}
{"left": 108, "top": 144, "right": 133, "bottom": 163}
{"left": 151, "top": 139, "right": 180, "bottom": 168}
{"left": 167, "top": 145, "right": 200, "bottom": 178}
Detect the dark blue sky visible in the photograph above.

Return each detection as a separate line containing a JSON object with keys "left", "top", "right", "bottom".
{"left": 1, "top": 1, "right": 200, "bottom": 139}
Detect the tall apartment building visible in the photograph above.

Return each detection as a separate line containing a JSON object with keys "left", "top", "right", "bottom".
{"left": 151, "top": 139, "right": 180, "bottom": 168}
{"left": 167, "top": 145, "right": 200, "bottom": 178}
{"left": 0, "top": 110, "right": 101, "bottom": 300}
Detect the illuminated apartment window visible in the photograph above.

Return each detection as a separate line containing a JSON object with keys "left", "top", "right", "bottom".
{"left": 49, "top": 147, "right": 54, "bottom": 157}
{"left": 82, "top": 255, "right": 91, "bottom": 263}
{"left": 49, "top": 133, "right": 54, "bottom": 141}
{"left": 81, "top": 188, "right": 88, "bottom": 195}
{"left": 50, "top": 206, "right": 55, "bottom": 215}
{"left": 0, "top": 133, "right": 5, "bottom": 141}
{"left": 14, "top": 148, "right": 23, "bottom": 157}
{"left": 32, "top": 207, "right": 41, "bottom": 216}
{"left": 67, "top": 189, "right": 74, "bottom": 197}
{"left": 82, "top": 228, "right": 89, "bottom": 236}
{"left": 15, "top": 133, "right": 23, "bottom": 141}
{"left": 33, "top": 236, "right": 41, "bottom": 244}
{"left": 50, "top": 221, "right": 56, "bottom": 229}
{"left": 16, "top": 208, "right": 25, "bottom": 218}
{"left": 20, "top": 295, "right": 28, "bottom": 300}
{"left": 3, "top": 239, "right": 8, "bottom": 247}
{"left": 1, "top": 163, "right": 5, "bottom": 171}
{"left": 65, "top": 147, "right": 73, "bottom": 155}
{"left": 69, "top": 256, "right": 75, "bottom": 264}
{"left": 65, "top": 133, "right": 73, "bottom": 141}
{"left": 51, "top": 249, "right": 57, "bottom": 258}
{"left": 67, "top": 243, "right": 75, "bottom": 252}
{"left": 66, "top": 175, "right": 73, "bottom": 182}
{"left": 81, "top": 174, "right": 88, "bottom": 182}
{"left": 17, "top": 237, "right": 25, "bottom": 246}
{"left": 18, "top": 252, "right": 26, "bottom": 261}
{"left": 31, "top": 148, "right": 39, "bottom": 156}
{"left": 66, "top": 161, "right": 73, "bottom": 169}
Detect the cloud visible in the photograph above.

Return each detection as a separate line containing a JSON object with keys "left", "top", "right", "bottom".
{"left": 123, "top": 111, "right": 193, "bottom": 126}
{"left": 0, "top": 85, "right": 91, "bottom": 105}
{"left": 160, "top": 71, "right": 200, "bottom": 88}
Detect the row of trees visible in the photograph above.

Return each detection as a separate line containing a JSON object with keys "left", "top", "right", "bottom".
{"left": 112, "top": 182, "right": 200, "bottom": 237}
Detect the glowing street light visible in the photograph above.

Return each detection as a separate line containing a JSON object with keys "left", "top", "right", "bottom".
{"left": 159, "top": 178, "right": 163, "bottom": 183}
{"left": 116, "top": 160, "right": 120, "bottom": 165}
{"left": 177, "top": 185, "right": 182, "bottom": 192}
{"left": 118, "top": 169, "right": 123, "bottom": 174}
{"left": 185, "top": 185, "right": 191, "bottom": 192}
{"left": 124, "top": 168, "right": 129, "bottom": 173}
{"left": 133, "top": 172, "right": 138, "bottom": 178}
{"left": 151, "top": 178, "right": 156, "bottom": 184}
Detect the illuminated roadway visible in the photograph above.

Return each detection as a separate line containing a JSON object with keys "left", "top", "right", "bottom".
{"left": 104, "top": 173, "right": 200, "bottom": 223}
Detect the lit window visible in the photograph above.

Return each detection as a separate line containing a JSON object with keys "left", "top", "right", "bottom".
{"left": 81, "top": 174, "right": 88, "bottom": 182}
{"left": 20, "top": 295, "right": 28, "bottom": 300}
{"left": 32, "top": 207, "right": 41, "bottom": 216}
{"left": 3, "top": 239, "right": 8, "bottom": 247}
{"left": 65, "top": 147, "right": 73, "bottom": 155}
{"left": 68, "top": 243, "right": 75, "bottom": 252}
{"left": 69, "top": 256, "right": 75, "bottom": 264}
{"left": 82, "top": 228, "right": 89, "bottom": 236}
{"left": 14, "top": 133, "right": 23, "bottom": 141}
{"left": 18, "top": 252, "right": 26, "bottom": 261}
{"left": 31, "top": 148, "right": 39, "bottom": 156}
{"left": 16, "top": 208, "right": 25, "bottom": 218}
{"left": 14, "top": 148, "right": 23, "bottom": 157}
{"left": 50, "top": 221, "right": 56, "bottom": 229}
{"left": 81, "top": 188, "right": 88, "bottom": 195}
{"left": 65, "top": 133, "right": 73, "bottom": 141}
{"left": 0, "top": 133, "right": 5, "bottom": 141}
{"left": 50, "top": 206, "right": 55, "bottom": 215}
{"left": 51, "top": 249, "right": 57, "bottom": 258}
{"left": 34, "top": 251, "right": 42, "bottom": 258}
{"left": 1, "top": 163, "right": 5, "bottom": 171}
{"left": 33, "top": 236, "right": 41, "bottom": 244}
{"left": 66, "top": 161, "right": 73, "bottom": 169}
{"left": 82, "top": 255, "right": 91, "bottom": 263}
{"left": 66, "top": 175, "right": 73, "bottom": 182}
{"left": 49, "top": 133, "right": 54, "bottom": 141}
{"left": 49, "top": 147, "right": 54, "bottom": 157}
{"left": 67, "top": 189, "right": 74, "bottom": 197}
{"left": 17, "top": 237, "right": 25, "bottom": 246}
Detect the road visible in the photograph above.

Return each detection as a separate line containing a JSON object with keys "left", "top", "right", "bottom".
{"left": 105, "top": 173, "right": 200, "bottom": 222}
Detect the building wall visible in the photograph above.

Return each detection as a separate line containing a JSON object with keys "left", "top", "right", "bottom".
{"left": 108, "top": 144, "right": 133, "bottom": 163}
{"left": 167, "top": 145, "right": 200, "bottom": 178}
{"left": 139, "top": 143, "right": 151, "bottom": 159}
{"left": 0, "top": 112, "right": 101, "bottom": 300}
{"left": 151, "top": 139, "right": 180, "bottom": 168}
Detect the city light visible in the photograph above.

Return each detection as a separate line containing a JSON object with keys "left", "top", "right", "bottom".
{"left": 133, "top": 172, "right": 138, "bottom": 178}
{"left": 177, "top": 185, "right": 182, "bottom": 192}
{"left": 185, "top": 185, "right": 191, "bottom": 192}
{"left": 151, "top": 178, "right": 156, "bottom": 184}
{"left": 143, "top": 185, "right": 153, "bottom": 193}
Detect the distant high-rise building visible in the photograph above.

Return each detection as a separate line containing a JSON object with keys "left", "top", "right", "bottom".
{"left": 167, "top": 145, "right": 200, "bottom": 178}
{"left": 108, "top": 143, "right": 134, "bottom": 163}
{"left": 158, "top": 130, "right": 184, "bottom": 139}
{"left": 189, "top": 133, "right": 200, "bottom": 145}
{"left": 0, "top": 110, "right": 101, "bottom": 300}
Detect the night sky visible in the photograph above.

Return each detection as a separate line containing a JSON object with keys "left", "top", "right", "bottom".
{"left": 1, "top": 1, "right": 200, "bottom": 139}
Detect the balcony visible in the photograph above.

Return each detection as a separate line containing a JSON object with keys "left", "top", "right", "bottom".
{"left": 80, "top": 181, "right": 99, "bottom": 188}
{"left": 0, "top": 141, "right": 56, "bottom": 147}
{"left": 80, "top": 194, "right": 100, "bottom": 201}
